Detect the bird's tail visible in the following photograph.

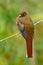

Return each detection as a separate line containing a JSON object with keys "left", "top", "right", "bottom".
{"left": 26, "top": 39, "right": 32, "bottom": 58}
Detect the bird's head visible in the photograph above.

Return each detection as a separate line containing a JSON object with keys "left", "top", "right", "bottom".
{"left": 16, "top": 11, "right": 28, "bottom": 27}
{"left": 19, "top": 11, "right": 27, "bottom": 17}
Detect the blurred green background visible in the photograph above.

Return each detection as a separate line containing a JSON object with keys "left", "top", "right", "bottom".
{"left": 0, "top": 0, "right": 43, "bottom": 65}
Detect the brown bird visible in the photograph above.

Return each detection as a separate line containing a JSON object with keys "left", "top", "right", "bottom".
{"left": 16, "top": 11, "right": 34, "bottom": 58}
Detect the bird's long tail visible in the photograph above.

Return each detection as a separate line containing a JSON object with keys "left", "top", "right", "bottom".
{"left": 26, "top": 39, "right": 32, "bottom": 58}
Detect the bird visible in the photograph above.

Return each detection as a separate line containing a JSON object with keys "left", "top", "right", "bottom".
{"left": 16, "top": 11, "right": 34, "bottom": 58}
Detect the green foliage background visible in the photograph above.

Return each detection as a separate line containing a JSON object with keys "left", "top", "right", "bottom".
{"left": 0, "top": 0, "right": 43, "bottom": 65}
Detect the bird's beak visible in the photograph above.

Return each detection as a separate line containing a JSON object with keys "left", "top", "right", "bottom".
{"left": 19, "top": 14, "right": 21, "bottom": 17}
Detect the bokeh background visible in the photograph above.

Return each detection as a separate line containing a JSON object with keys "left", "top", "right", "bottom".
{"left": 0, "top": 0, "right": 43, "bottom": 65}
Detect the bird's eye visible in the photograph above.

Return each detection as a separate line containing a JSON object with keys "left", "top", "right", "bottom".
{"left": 21, "top": 13, "right": 26, "bottom": 17}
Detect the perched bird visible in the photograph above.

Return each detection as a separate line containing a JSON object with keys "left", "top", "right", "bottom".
{"left": 16, "top": 11, "right": 34, "bottom": 58}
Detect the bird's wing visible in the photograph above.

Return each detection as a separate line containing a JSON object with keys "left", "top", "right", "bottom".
{"left": 21, "top": 30, "right": 29, "bottom": 40}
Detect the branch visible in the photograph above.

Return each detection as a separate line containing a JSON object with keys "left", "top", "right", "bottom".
{"left": 0, "top": 20, "right": 43, "bottom": 42}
